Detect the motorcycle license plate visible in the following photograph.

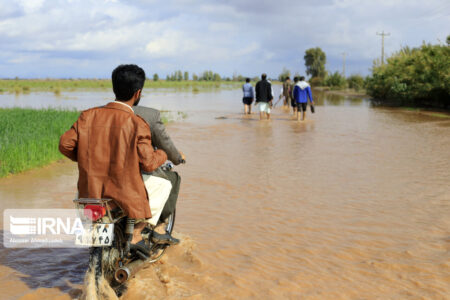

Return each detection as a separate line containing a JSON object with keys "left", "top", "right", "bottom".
{"left": 75, "top": 223, "right": 114, "bottom": 247}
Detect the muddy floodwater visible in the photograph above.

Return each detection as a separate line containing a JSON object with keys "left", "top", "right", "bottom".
{"left": 0, "top": 89, "right": 449, "bottom": 299}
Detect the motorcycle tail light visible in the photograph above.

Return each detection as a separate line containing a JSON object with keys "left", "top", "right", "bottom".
{"left": 84, "top": 205, "right": 106, "bottom": 221}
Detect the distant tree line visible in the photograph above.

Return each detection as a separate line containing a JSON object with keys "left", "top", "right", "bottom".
{"left": 163, "top": 70, "right": 189, "bottom": 81}
{"left": 151, "top": 70, "right": 257, "bottom": 82}
{"left": 151, "top": 70, "right": 253, "bottom": 82}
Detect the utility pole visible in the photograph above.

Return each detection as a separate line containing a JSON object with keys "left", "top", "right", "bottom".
{"left": 376, "top": 31, "right": 390, "bottom": 65}
{"left": 341, "top": 52, "right": 347, "bottom": 78}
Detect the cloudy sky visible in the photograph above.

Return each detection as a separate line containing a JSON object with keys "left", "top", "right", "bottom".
{"left": 0, "top": 0, "right": 448, "bottom": 79}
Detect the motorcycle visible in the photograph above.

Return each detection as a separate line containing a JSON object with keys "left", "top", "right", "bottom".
{"left": 73, "top": 162, "right": 181, "bottom": 296}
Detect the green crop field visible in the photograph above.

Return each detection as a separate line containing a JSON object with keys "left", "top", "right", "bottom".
{"left": 0, "top": 108, "right": 80, "bottom": 177}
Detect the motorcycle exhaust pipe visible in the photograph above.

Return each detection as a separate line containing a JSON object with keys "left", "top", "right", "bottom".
{"left": 114, "top": 257, "right": 146, "bottom": 284}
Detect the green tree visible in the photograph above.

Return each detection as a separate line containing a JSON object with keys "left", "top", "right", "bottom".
{"left": 324, "top": 71, "right": 346, "bottom": 89}
{"left": 153, "top": 73, "right": 159, "bottom": 81}
{"left": 176, "top": 70, "right": 183, "bottom": 81}
{"left": 232, "top": 73, "right": 245, "bottom": 81}
{"left": 446, "top": 35, "right": 450, "bottom": 46}
{"left": 192, "top": 73, "right": 198, "bottom": 81}
{"left": 213, "top": 73, "right": 221, "bottom": 81}
{"left": 200, "top": 70, "right": 214, "bottom": 81}
{"left": 347, "top": 74, "right": 365, "bottom": 91}
{"left": 304, "top": 47, "right": 327, "bottom": 78}
{"left": 184, "top": 71, "right": 189, "bottom": 81}
{"left": 278, "top": 67, "right": 291, "bottom": 81}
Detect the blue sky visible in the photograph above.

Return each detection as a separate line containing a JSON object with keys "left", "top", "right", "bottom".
{"left": 0, "top": 0, "right": 448, "bottom": 79}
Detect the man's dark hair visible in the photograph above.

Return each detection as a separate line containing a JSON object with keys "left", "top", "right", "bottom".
{"left": 285, "top": 76, "right": 290, "bottom": 81}
{"left": 299, "top": 76, "right": 305, "bottom": 81}
{"left": 112, "top": 64, "right": 146, "bottom": 101}
{"left": 294, "top": 76, "right": 299, "bottom": 83}
{"left": 261, "top": 73, "right": 267, "bottom": 80}
{"left": 246, "top": 78, "right": 250, "bottom": 83}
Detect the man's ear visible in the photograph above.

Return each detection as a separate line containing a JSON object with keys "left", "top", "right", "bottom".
{"left": 134, "top": 89, "right": 141, "bottom": 99}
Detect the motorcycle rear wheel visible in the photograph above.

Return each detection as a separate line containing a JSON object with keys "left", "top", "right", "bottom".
{"left": 86, "top": 209, "right": 176, "bottom": 295}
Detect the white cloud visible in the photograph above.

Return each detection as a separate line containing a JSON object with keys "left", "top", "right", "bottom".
{"left": 16, "top": 0, "right": 45, "bottom": 13}
{"left": 0, "top": 0, "right": 448, "bottom": 78}
{"left": 145, "top": 30, "right": 199, "bottom": 58}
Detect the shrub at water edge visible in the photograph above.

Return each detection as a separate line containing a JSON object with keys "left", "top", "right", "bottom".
{"left": 365, "top": 42, "right": 450, "bottom": 108}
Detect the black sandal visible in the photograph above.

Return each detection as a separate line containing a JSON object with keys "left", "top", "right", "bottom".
{"left": 151, "top": 232, "right": 180, "bottom": 245}
{"left": 130, "top": 240, "right": 150, "bottom": 256}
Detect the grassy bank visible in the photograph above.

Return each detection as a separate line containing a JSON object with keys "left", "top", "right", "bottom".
{"left": 0, "top": 79, "right": 242, "bottom": 94}
{"left": 0, "top": 108, "right": 80, "bottom": 177}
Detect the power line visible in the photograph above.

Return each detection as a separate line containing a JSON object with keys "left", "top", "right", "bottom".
{"left": 376, "top": 31, "right": 390, "bottom": 65}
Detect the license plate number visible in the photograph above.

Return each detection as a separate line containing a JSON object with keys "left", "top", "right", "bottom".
{"left": 75, "top": 223, "right": 114, "bottom": 246}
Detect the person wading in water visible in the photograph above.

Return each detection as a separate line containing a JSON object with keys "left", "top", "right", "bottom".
{"left": 242, "top": 78, "right": 254, "bottom": 114}
{"left": 291, "top": 76, "right": 299, "bottom": 117}
{"left": 255, "top": 73, "right": 273, "bottom": 120}
{"left": 282, "top": 76, "right": 292, "bottom": 108}
{"left": 293, "top": 76, "right": 314, "bottom": 121}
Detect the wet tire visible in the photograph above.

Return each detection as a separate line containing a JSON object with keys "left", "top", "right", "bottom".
{"left": 87, "top": 246, "right": 103, "bottom": 296}
{"left": 102, "top": 222, "right": 125, "bottom": 284}
{"left": 88, "top": 210, "right": 177, "bottom": 295}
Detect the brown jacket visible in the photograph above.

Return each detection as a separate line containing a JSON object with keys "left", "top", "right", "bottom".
{"left": 59, "top": 101, "right": 167, "bottom": 219}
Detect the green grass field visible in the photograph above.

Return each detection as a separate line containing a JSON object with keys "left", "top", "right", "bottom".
{"left": 0, "top": 79, "right": 242, "bottom": 94}
{"left": 0, "top": 108, "right": 175, "bottom": 178}
{"left": 0, "top": 108, "right": 80, "bottom": 177}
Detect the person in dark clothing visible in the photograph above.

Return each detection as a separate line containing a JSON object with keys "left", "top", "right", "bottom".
{"left": 291, "top": 76, "right": 299, "bottom": 116}
{"left": 255, "top": 73, "right": 273, "bottom": 120}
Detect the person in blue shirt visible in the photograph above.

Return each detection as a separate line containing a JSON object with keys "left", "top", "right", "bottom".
{"left": 242, "top": 78, "right": 254, "bottom": 114}
{"left": 293, "top": 76, "right": 314, "bottom": 121}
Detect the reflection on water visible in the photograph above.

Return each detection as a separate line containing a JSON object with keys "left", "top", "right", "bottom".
{"left": 0, "top": 89, "right": 449, "bottom": 299}
{"left": 313, "top": 90, "right": 367, "bottom": 107}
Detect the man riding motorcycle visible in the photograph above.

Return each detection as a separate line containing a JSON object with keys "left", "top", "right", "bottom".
{"left": 59, "top": 64, "right": 181, "bottom": 254}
